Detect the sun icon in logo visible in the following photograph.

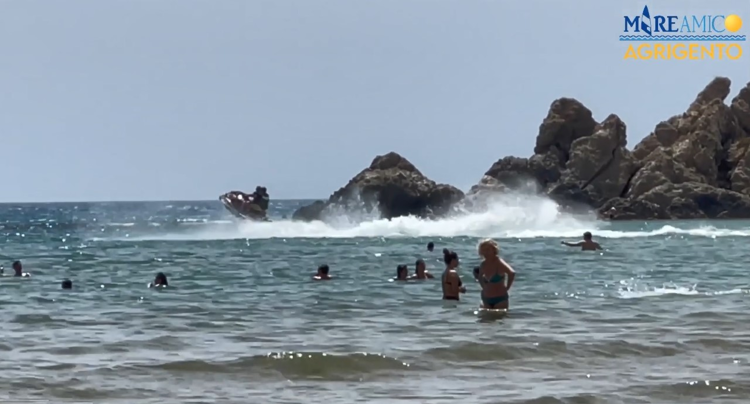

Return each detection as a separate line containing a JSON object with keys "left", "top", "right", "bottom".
{"left": 724, "top": 15, "right": 743, "bottom": 33}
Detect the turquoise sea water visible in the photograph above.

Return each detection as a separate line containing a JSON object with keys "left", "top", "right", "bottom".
{"left": 1, "top": 196, "right": 750, "bottom": 404}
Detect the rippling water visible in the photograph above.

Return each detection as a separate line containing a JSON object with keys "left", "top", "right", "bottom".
{"left": 2, "top": 197, "right": 750, "bottom": 404}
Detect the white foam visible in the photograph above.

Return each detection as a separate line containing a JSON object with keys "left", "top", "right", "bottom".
{"left": 113, "top": 193, "right": 750, "bottom": 241}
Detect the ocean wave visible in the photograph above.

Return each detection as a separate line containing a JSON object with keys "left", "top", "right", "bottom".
{"left": 422, "top": 340, "right": 683, "bottom": 363}
{"left": 624, "top": 378, "right": 748, "bottom": 400}
{"left": 128, "top": 351, "right": 411, "bottom": 381}
{"left": 109, "top": 193, "right": 750, "bottom": 241}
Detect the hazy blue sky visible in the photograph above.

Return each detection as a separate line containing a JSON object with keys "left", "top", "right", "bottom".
{"left": 1, "top": 0, "right": 748, "bottom": 202}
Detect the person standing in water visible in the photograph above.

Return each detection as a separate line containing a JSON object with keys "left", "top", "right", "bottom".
{"left": 441, "top": 250, "right": 465, "bottom": 300}
{"left": 427, "top": 242, "right": 434, "bottom": 252}
{"left": 394, "top": 265, "right": 410, "bottom": 281}
{"left": 411, "top": 259, "right": 434, "bottom": 280}
{"left": 561, "top": 232, "right": 602, "bottom": 251}
{"left": 149, "top": 272, "right": 169, "bottom": 288}
{"left": 12, "top": 261, "right": 30, "bottom": 277}
{"left": 313, "top": 264, "right": 332, "bottom": 280}
{"left": 477, "top": 239, "right": 515, "bottom": 309}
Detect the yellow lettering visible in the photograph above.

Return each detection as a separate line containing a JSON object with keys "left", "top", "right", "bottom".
{"left": 673, "top": 44, "right": 687, "bottom": 60}
{"left": 727, "top": 44, "right": 742, "bottom": 60}
{"left": 654, "top": 44, "right": 666, "bottom": 59}
{"left": 715, "top": 43, "right": 726, "bottom": 59}
{"left": 624, "top": 44, "right": 638, "bottom": 59}
{"left": 701, "top": 44, "right": 714, "bottom": 59}
{"left": 637, "top": 44, "right": 652, "bottom": 59}
{"left": 625, "top": 42, "right": 741, "bottom": 61}
{"left": 688, "top": 44, "right": 700, "bottom": 59}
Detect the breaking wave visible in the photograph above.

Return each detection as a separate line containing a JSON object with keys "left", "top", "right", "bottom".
{"left": 110, "top": 193, "right": 750, "bottom": 241}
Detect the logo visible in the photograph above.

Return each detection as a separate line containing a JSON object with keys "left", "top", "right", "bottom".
{"left": 621, "top": 6, "right": 745, "bottom": 60}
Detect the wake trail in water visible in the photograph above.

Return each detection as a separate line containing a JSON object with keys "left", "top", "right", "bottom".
{"left": 107, "top": 193, "right": 750, "bottom": 241}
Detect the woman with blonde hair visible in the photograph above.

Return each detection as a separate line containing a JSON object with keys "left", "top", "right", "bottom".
{"left": 477, "top": 238, "right": 515, "bottom": 309}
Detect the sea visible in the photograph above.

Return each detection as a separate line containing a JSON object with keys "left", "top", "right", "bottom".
{"left": 1, "top": 194, "right": 749, "bottom": 404}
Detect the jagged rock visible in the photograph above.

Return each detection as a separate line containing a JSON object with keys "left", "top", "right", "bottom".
{"left": 469, "top": 76, "right": 750, "bottom": 220}
{"left": 292, "top": 152, "right": 464, "bottom": 221}
{"left": 550, "top": 114, "right": 640, "bottom": 206}
{"left": 472, "top": 105, "right": 638, "bottom": 208}
{"left": 732, "top": 83, "right": 750, "bottom": 133}
{"left": 600, "top": 77, "right": 750, "bottom": 219}
{"left": 601, "top": 182, "right": 750, "bottom": 220}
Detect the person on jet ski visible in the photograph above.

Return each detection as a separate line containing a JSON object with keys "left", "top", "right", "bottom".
{"left": 247, "top": 186, "right": 269, "bottom": 210}
{"left": 255, "top": 186, "right": 270, "bottom": 210}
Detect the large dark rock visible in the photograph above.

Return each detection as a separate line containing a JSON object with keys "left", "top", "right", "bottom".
{"left": 470, "top": 76, "right": 750, "bottom": 220}
{"left": 292, "top": 152, "right": 464, "bottom": 221}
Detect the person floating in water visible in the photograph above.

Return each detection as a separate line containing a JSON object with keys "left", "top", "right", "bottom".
{"left": 477, "top": 239, "right": 515, "bottom": 309}
{"left": 12, "top": 261, "right": 30, "bottom": 277}
{"left": 441, "top": 250, "right": 465, "bottom": 300}
{"left": 394, "top": 265, "right": 410, "bottom": 281}
{"left": 61, "top": 279, "right": 73, "bottom": 289}
{"left": 149, "top": 272, "right": 169, "bottom": 288}
{"left": 427, "top": 242, "right": 434, "bottom": 252}
{"left": 313, "top": 264, "right": 332, "bottom": 280}
{"left": 561, "top": 232, "right": 602, "bottom": 251}
{"left": 411, "top": 259, "right": 434, "bottom": 280}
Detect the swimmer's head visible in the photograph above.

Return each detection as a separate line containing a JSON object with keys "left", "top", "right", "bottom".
{"left": 154, "top": 272, "right": 168, "bottom": 286}
{"left": 473, "top": 266, "right": 480, "bottom": 279}
{"left": 427, "top": 242, "right": 434, "bottom": 252}
{"left": 583, "top": 231, "right": 593, "bottom": 241}
{"left": 61, "top": 279, "right": 73, "bottom": 289}
{"left": 12, "top": 260, "right": 22, "bottom": 276}
{"left": 443, "top": 250, "right": 459, "bottom": 268}
{"left": 478, "top": 239, "right": 499, "bottom": 257}
{"left": 415, "top": 259, "right": 426, "bottom": 274}
{"left": 318, "top": 264, "right": 330, "bottom": 275}
{"left": 396, "top": 264, "right": 408, "bottom": 279}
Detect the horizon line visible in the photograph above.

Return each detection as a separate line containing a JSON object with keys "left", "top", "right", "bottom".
{"left": 0, "top": 198, "right": 327, "bottom": 205}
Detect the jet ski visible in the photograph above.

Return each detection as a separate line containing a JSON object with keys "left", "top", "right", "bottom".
{"left": 219, "top": 191, "right": 271, "bottom": 222}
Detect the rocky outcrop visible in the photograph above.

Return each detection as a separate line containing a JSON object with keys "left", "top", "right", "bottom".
{"left": 292, "top": 152, "right": 464, "bottom": 221}
{"left": 471, "top": 76, "right": 750, "bottom": 220}
{"left": 469, "top": 99, "right": 640, "bottom": 210}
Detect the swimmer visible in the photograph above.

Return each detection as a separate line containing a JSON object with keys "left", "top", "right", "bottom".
{"left": 149, "top": 272, "right": 169, "bottom": 288}
{"left": 12, "top": 261, "right": 30, "bottom": 277}
{"left": 61, "top": 279, "right": 73, "bottom": 289}
{"left": 441, "top": 250, "right": 465, "bottom": 300}
{"left": 472, "top": 266, "right": 480, "bottom": 281}
{"left": 477, "top": 239, "right": 515, "bottom": 309}
{"left": 427, "top": 242, "right": 434, "bottom": 252}
{"left": 394, "top": 264, "right": 409, "bottom": 281}
{"left": 411, "top": 259, "right": 434, "bottom": 280}
{"left": 561, "top": 231, "right": 602, "bottom": 251}
{"left": 313, "top": 264, "right": 332, "bottom": 280}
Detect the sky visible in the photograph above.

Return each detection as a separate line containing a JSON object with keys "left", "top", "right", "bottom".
{"left": 1, "top": 0, "right": 749, "bottom": 202}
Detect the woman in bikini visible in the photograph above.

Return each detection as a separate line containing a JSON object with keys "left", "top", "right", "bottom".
{"left": 441, "top": 250, "right": 465, "bottom": 300}
{"left": 477, "top": 238, "right": 516, "bottom": 309}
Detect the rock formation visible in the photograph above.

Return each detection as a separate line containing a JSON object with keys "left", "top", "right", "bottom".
{"left": 471, "top": 77, "right": 750, "bottom": 220}
{"left": 292, "top": 152, "right": 464, "bottom": 221}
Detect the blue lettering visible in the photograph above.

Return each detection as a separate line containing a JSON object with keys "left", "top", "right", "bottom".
{"left": 712, "top": 15, "right": 725, "bottom": 33}
{"left": 680, "top": 16, "right": 691, "bottom": 32}
{"left": 692, "top": 15, "right": 707, "bottom": 33}
{"left": 624, "top": 16, "right": 640, "bottom": 32}
{"left": 654, "top": 16, "right": 667, "bottom": 32}
{"left": 667, "top": 16, "right": 679, "bottom": 32}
